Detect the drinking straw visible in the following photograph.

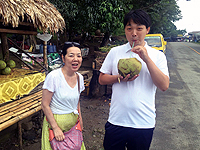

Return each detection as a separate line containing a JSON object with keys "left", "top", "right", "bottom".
{"left": 130, "top": 41, "right": 135, "bottom": 58}
{"left": 132, "top": 41, "right": 135, "bottom": 48}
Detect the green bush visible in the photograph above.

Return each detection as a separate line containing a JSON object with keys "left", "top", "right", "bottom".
{"left": 99, "top": 45, "right": 118, "bottom": 52}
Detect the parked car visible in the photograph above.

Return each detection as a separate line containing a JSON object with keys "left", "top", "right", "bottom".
{"left": 145, "top": 33, "right": 167, "bottom": 53}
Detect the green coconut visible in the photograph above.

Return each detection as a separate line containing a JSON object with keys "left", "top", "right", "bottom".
{"left": 118, "top": 58, "right": 142, "bottom": 79}
{"left": 0, "top": 60, "right": 6, "bottom": 70}
{"left": 1, "top": 67, "right": 11, "bottom": 75}
{"left": 6, "top": 60, "right": 16, "bottom": 69}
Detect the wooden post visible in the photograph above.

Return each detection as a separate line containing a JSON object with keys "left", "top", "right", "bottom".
{"left": 29, "top": 35, "right": 37, "bottom": 52}
{"left": 43, "top": 41, "right": 48, "bottom": 70}
{"left": 22, "top": 35, "right": 25, "bottom": 50}
{"left": 0, "top": 33, "right": 9, "bottom": 62}
{"left": 0, "top": 43, "right": 3, "bottom": 60}
{"left": 89, "top": 69, "right": 107, "bottom": 97}
{"left": 18, "top": 121, "right": 23, "bottom": 150}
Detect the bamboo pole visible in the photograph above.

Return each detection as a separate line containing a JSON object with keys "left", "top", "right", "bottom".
{"left": 43, "top": 41, "right": 48, "bottom": 70}
{"left": 0, "top": 90, "right": 42, "bottom": 112}
{"left": 0, "top": 101, "right": 41, "bottom": 124}
{"left": 0, "top": 112, "right": 14, "bottom": 124}
{"left": 0, "top": 90, "right": 43, "bottom": 131}
{"left": 0, "top": 95, "right": 42, "bottom": 116}
{"left": 0, "top": 91, "right": 42, "bottom": 117}
{"left": 0, "top": 98, "right": 41, "bottom": 117}
{"left": 12, "top": 101, "right": 41, "bottom": 117}
{"left": 0, "top": 106, "right": 41, "bottom": 132}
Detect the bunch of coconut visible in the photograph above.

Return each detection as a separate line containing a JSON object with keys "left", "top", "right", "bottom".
{"left": 0, "top": 60, "right": 16, "bottom": 75}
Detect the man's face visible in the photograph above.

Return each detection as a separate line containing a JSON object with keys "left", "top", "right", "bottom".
{"left": 125, "top": 19, "right": 150, "bottom": 47}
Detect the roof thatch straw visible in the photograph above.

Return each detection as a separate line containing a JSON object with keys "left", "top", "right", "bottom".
{"left": 0, "top": 0, "right": 65, "bottom": 33}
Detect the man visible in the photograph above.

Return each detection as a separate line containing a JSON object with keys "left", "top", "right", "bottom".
{"left": 99, "top": 9, "right": 169, "bottom": 150}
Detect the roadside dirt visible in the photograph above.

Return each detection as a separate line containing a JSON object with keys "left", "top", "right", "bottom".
{"left": 80, "top": 94, "right": 111, "bottom": 150}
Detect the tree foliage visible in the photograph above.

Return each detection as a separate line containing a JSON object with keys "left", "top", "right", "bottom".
{"left": 143, "top": 0, "right": 183, "bottom": 37}
{"left": 48, "top": 0, "right": 183, "bottom": 43}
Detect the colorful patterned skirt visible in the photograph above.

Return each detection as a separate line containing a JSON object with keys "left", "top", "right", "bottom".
{"left": 41, "top": 113, "right": 86, "bottom": 150}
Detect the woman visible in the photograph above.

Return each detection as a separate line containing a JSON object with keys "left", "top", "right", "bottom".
{"left": 41, "top": 42, "right": 86, "bottom": 150}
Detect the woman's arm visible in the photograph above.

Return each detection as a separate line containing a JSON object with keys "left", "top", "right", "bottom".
{"left": 41, "top": 89, "right": 65, "bottom": 141}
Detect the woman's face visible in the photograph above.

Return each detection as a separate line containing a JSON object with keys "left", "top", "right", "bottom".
{"left": 62, "top": 46, "right": 82, "bottom": 72}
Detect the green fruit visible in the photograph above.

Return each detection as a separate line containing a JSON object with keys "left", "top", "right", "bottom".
{"left": 2, "top": 67, "right": 11, "bottom": 75}
{"left": 118, "top": 58, "right": 142, "bottom": 79}
{"left": 0, "top": 60, "right": 6, "bottom": 70}
{"left": 6, "top": 60, "right": 16, "bottom": 69}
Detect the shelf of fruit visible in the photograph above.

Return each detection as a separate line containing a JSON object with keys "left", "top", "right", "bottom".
{"left": 0, "top": 60, "right": 16, "bottom": 75}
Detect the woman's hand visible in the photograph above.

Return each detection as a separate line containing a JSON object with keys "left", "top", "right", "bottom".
{"left": 53, "top": 127, "right": 65, "bottom": 141}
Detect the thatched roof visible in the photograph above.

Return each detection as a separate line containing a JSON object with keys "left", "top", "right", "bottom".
{"left": 0, "top": 0, "right": 65, "bottom": 34}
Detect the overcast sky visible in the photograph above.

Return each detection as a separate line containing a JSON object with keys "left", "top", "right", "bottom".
{"left": 174, "top": 0, "right": 200, "bottom": 34}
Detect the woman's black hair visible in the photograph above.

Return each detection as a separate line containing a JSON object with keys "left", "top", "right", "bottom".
{"left": 123, "top": 9, "right": 151, "bottom": 29}
{"left": 61, "top": 42, "right": 81, "bottom": 57}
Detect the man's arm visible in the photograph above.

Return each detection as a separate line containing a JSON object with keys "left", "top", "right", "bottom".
{"left": 99, "top": 73, "right": 119, "bottom": 85}
{"left": 132, "top": 46, "right": 169, "bottom": 91}
{"left": 99, "top": 72, "right": 139, "bottom": 85}
{"left": 145, "top": 58, "right": 169, "bottom": 91}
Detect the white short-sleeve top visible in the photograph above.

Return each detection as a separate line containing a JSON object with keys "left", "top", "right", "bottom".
{"left": 100, "top": 42, "right": 169, "bottom": 128}
{"left": 42, "top": 68, "right": 85, "bottom": 114}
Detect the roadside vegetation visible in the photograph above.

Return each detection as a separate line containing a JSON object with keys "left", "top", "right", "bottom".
{"left": 48, "top": 0, "right": 187, "bottom": 46}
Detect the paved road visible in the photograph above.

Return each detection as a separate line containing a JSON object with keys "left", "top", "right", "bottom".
{"left": 151, "top": 42, "right": 200, "bottom": 150}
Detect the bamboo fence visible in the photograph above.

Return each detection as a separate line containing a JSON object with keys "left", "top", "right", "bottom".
{"left": 0, "top": 90, "right": 42, "bottom": 131}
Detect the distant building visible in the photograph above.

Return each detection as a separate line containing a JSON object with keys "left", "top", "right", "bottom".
{"left": 188, "top": 31, "right": 200, "bottom": 42}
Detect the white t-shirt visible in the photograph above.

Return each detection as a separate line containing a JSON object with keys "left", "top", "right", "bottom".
{"left": 100, "top": 42, "right": 169, "bottom": 128}
{"left": 42, "top": 68, "right": 85, "bottom": 114}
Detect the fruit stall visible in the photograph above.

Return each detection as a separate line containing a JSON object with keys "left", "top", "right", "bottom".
{"left": 0, "top": 0, "right": 65, "bottom": 104}
{"left": 0, "top": 0, "right": 66, "bottom": 149}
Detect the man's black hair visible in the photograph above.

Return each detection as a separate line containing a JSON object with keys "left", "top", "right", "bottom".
{"left": 123, "top": 9, "right": 151, "bottom": 29}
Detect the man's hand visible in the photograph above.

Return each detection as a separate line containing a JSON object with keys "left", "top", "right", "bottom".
{"left": 119, "top": 74, "right": 139, "bottom": 82}
{"left": 131, "top": 45, "right": 149, "bottom": 63}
